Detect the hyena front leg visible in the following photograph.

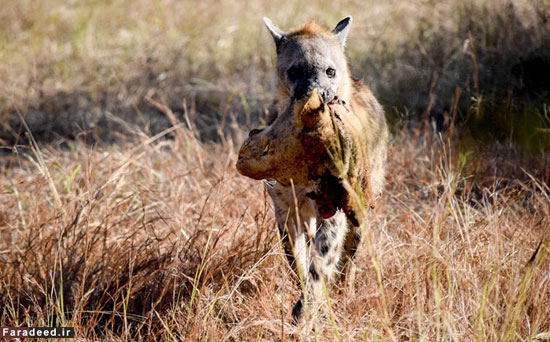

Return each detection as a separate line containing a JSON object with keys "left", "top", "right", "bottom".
{"left": 292, "top": 210, "right": 348, "bottom": 320}
{"left": 266, "top": 181, "right": 316, "bottom": 289}
{"left": 342, "top": 223, "right": 362, "bottom": 292}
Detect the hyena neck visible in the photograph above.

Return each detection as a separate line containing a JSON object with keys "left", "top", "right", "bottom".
{"left": 275, "top": 83, "right": 291, "bottom": 113}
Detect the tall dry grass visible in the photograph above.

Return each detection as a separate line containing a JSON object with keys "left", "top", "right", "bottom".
{"left": 1, "top": 113, "right": 549, "bottom": 340}
{"left": 1, "top": 0, "right": 549, "bottom": 149}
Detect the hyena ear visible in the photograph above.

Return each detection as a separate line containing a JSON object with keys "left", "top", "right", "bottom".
{"left": 294, "top": 89, "right": 325, "bottom": 129}
{"left": 331, "top": 16, "right": 352, "bottom": 47}
{"left": 263, "top": 17, "right": 285, "bottom": 48}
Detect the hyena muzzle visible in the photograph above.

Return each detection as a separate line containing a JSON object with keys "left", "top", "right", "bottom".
{"left": 237, "top": 16, "right": 388, "bottom": 321}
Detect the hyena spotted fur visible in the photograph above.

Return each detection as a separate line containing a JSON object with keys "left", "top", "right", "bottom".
{"left": 236, "top": 17, "right": 388, "bottom": 320}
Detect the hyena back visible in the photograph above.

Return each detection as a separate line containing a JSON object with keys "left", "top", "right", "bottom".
{"left": 238, "top": 16, "right": 388, "bottom": 321}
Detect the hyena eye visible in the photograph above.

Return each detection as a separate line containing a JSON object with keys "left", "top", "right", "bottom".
{"left": 326, "top": 68, "right": 336, "bottom": 78}
{"left": 287, "top": 67, "right": 299, "bottom": 81}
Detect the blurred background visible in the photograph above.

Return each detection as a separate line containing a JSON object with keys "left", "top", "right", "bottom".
{"left": 1, "top": 0, "right": 549, "bottom": 157}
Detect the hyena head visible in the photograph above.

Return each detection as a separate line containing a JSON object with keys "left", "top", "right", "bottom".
{"left": 236, "top": 89, "right": 337, "bottom": 187}
{"left": 263, "top": 17, "right": 353, "bottom": 104}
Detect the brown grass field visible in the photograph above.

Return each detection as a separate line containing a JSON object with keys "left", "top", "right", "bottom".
{"left": 1, "top": 0, "right": 550, "bottom": 341}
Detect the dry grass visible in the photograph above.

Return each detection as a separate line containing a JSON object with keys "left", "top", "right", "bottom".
{"left": 1, "top": 116, "right": 549, "bottom": 340}
{"left": 1, "top": 0, "right": 550, "bottom": 340}
{"left": 2, "top": 0, "right": 549, "bottom": 148}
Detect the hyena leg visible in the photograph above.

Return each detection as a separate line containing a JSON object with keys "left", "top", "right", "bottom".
{"left": 341, "top": 222, "right": 362, "bottom": 291}
{"left": 292, "top": 210, "right": 348, "bottom": 320}
{"left": 276, "top": 218, "right": 296, "bottom": 270}
{"left": 343, "top": 221, "right": 362, "bottom": 261}
{"left": 266, "top": 181, "right": 316, "bottom": 288}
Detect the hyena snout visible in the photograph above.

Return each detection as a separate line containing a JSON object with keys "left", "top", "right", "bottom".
{"left": 293, "top": 79, "right": 334, "bottom": 103}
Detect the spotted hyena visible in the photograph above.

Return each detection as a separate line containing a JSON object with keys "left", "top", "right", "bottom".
{"left": 236, "top": 17, "right": 388, "bottom": 320}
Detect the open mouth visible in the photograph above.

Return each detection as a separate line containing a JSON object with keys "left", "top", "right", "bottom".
{"left": 327, "top": 96, "right": 350, "bottom": 113}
